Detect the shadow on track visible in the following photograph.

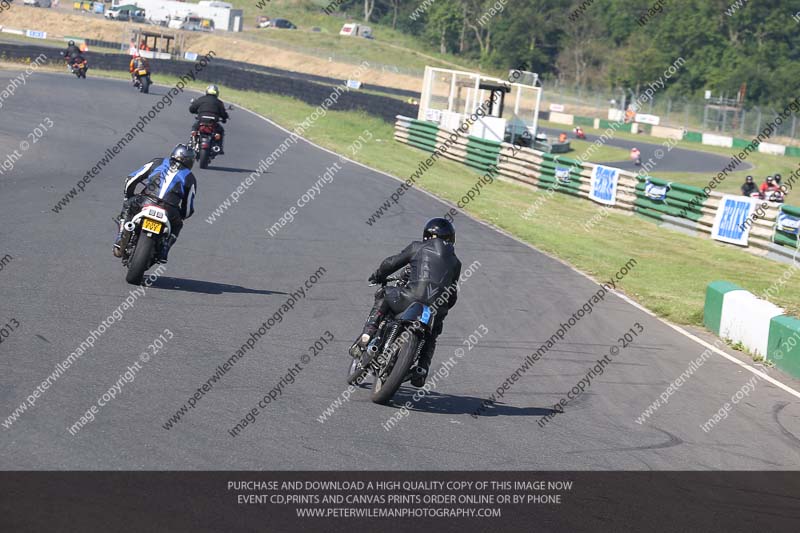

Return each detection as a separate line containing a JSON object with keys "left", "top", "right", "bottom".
{"left": 207, "top": 166, "right": 258, "bottom": 173}
{"left": 151, "top": 276, "right": 288, "bottom": 295}
{"left": 388, "top": 388, "right": 559, "bottom": 417}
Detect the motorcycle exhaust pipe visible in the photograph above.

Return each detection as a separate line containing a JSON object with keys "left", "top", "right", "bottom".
{"left": 212, "top": 145, "right": 221, "bottom": 153}
{"left": 124, "top": 221, "right": 136, "bottom": 232}
{"left": 366, "top": 344, "right": 379, "bottom": 355}
{"left": 412, "top": 366, "right": 427, "bottom": 377}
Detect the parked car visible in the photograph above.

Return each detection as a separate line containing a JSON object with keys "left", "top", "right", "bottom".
{"left": 24, "top": 0, "right": 52, "bottom": 6}
{"left": 106, "top": 5, "right": 145, "bottom": 22}
{"left": 268, "top": 18, "right": 297, "bottom": 29}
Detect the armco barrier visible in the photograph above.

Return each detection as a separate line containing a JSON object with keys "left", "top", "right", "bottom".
{"left": 0, "top": 43, "right": 415, "bottom": 123}
{"left": 704, "top": 281, "right": 800, "bottom": 378}
{"left": 394, "top": 115, "right": 800, "bottom": 263}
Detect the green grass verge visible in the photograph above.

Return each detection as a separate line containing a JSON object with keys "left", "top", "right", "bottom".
{"left": 567, "top": 139, "right": 631, "bottom": 163}
{"left": 228, "top": 0, "right": 488, "bottom": 75}
{"left": 540, "top": 119, "right": 800, "bottom": 198}
{"left": 66, "top": 68, "right": 800, "bottom": 324}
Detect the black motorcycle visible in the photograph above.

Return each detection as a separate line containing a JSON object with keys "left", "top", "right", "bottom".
{"left": 190, "top": 115, "right": 221, "bottom": 169}
{"left": 347, "top": 269, "right": 434, "bottom": 404}
{"left": 116, "top": 200, "right": 171, "bottom": 285}
{"left": 61, "top": 52, "right": 87, "bottom": 79}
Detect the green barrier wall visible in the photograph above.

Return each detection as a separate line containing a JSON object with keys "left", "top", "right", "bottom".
{"left": 732, "top": 138, "right": 750, "bottom": 149}
{"left": 466, "top": 136, "right": 501, "bottom": 172}
{"left": 683, "top": 131, "right": 702, "bottom": 143}
{"left": 633, "top": 176, "right": 706, "bottom": 222}
{"left": 597, "top": 120, "right": 633, "bottom": 132}
{"left": 785, "top": 146, "right": 800, "bottom": 158}
{"left": 774, "top": 205, "right": 800, "bottom": 248}
{"left": 703, "top": 281, "right": 742, "bottom": 334}
{"left": 768, "top": 316, "right": 800, "bottom": 377}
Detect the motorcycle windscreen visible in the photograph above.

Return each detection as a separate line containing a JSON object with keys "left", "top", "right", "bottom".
{"left": 396, "top": 302, "right": 433, "bottom": 325}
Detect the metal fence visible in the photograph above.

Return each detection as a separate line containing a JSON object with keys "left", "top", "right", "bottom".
{"left": 540, "top": 80, "right": 799, "bottom": 145}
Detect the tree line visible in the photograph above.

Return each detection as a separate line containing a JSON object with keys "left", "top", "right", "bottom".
{"left": 332, "top": 0, "right": 799, "bottom": 107}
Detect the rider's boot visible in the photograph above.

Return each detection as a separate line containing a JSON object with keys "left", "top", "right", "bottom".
{"left": 349, "top": 311, "right": 381, "bottom": 358}
{"left": 112, "top": 212, "right": 127, "bottom": 258}
{"left": 157, "top": 234, "right": 177, "bottom": 264}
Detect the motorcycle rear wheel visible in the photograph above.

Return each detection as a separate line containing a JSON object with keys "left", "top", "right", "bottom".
{"left": 370, "top": 331, "right": 417, "bottom": 405}
{"left": 198, "top": 147, "right": 211, "bottom": 169}
{"left": 126, "top": 233, "right": 155, "bottom": 285}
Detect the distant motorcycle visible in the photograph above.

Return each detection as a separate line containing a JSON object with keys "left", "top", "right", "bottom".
{"left": 189, "top": 104, "right": 232, "bottom": 169}
{"left": 70, "top": 59, "right": 88, "bottom": 79}
{"left": 116, "top": 201, "right": 171, "bottom": 285}
{"left": 630, "top": 148, "right": 641, "bottom": 166}
{"left": 132, "top": 67, "right": 151, "bottom": 93}
{"left": 61, "top": 51, "right": 87, "bottom": 79}
{"left": 752, "top": 190, "right": 785, "bottom": 203}
{"left": 347, "top": 268, "right": 434, "bottom": 405}
{"left": 573, "top": 127, "right": 586, "bottom": 140}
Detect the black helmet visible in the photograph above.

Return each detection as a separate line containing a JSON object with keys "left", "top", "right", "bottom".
{"left": 745, "top": 175, "right": 753, "bottom": 182}
{"left": 423, "top": 217, "right": 455, "bottom": 244}
{"left": 169, "top": 144, "right": 195, "bottom": 170}
{"left": 206, "top": 84, "right": 219, "bottom": 96}
{"left": 68, "top": 40, "right": 75, "bottom": 46}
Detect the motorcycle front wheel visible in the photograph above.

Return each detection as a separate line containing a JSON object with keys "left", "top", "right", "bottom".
{"left": 346, "top": 357, "right": 367, "bottom": 386}
{"left": 370, "top": 330, "right": 417, "bottom": 405}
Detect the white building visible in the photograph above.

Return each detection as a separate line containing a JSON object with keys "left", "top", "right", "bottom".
{"left": 113, "top": 0, "right": 244, "bottom": 32}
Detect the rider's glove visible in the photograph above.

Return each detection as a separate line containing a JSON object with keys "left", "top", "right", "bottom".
{"left": 368, "top": 271, "right": 383, "bottom": 284}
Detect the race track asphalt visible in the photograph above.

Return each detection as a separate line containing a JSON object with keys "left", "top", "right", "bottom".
{"left": 0, "top": 71, "right": 798, "bottom": 470}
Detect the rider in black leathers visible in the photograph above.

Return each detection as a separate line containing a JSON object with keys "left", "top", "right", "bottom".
{"left": 741, "top": 175, "right": 758, "bottom": 197}
{"left": 189, "top": 84, "right": 229, "bottom": 154}
{"left": 353, "top": 218, "right": 462, "bottom": 386}
{"left": 63, "top": 40, "right": 82, "bottom": 62}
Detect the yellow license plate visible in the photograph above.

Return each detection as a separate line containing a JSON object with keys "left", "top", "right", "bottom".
{"left": 142, "top": 219, "right": 162, "bottom": 233}
{"left": 139, "top": 70, "right": 148, "bottom": 75}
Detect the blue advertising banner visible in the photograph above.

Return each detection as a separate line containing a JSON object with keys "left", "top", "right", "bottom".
{"left": 711, "top": 195, "right": 759, "bottom": 246}
{"left": 589, "top": 165, "right": 619, "bottom": 205}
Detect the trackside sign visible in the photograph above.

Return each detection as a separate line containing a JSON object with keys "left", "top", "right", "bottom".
{"left": 712, "top": 195, "right": 759, "bottom": 246}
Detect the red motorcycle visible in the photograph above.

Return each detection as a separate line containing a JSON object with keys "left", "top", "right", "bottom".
{"left": 751, "top": 189, "right": 785, "bottom": 203}
{"left": 190, "top": 116, "right": 223, "bottom": 169}
{"left": 573, "top": 127, "right": 586, "bottom": 140}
